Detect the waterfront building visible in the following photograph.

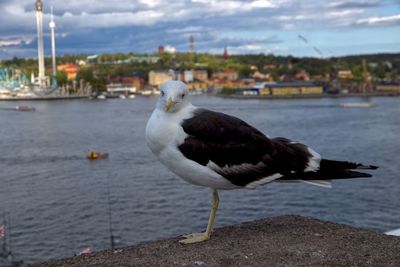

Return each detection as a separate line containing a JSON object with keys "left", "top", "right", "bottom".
{"left": 148, "top": 70, "right": 173, "bottom": 88}
{"left": 212, "top": 69, "right": 239, "bottom": 81}
{"left": 376, "top": 84, "right": 400, "bottom": 93}
{"left": 193, "top": 70, "right": 208, "bottom": 82}
{"left": 259, "top": 82, "right": 323, "bottom": 96}
{"left": 183, "top": 70, "right": 193, "bottom": 83}
{"left": 107, "top": 76, "right": 144, "bottom": 93}
{"left": 187, "top": 81, "right": 209, "bottom": 90}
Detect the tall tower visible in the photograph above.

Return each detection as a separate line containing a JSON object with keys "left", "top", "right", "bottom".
{"left": 35, "top": 0, "right": 45, "bottom": 87}
{"left": 189, "top": 35, "right": 194, "bottom": 52}
{"left": 49, "top": 6, "right": 57, "bottom": 79}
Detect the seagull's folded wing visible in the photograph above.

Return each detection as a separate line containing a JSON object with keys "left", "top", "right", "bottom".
{"left": 178, "top": 109, "right": 317, "bottom": 187}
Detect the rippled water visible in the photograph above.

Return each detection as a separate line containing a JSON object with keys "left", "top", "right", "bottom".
{"left": 0, "top": 96, "right": 399, "bottom": 264}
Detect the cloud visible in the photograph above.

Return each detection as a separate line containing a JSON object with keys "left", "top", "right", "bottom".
{"left": 0, "top": 0, "right": 399, "bottom": 59}
{"left": 0, "top": 36, "right": 34, "bottom": 47}
{"left": 164, "top": 45, "right": 176, "bottom": 54}
{"left": 327, "top": 0, "right": 381, "bottom": 9}
{"left": 356, "top": 14, "right": 400, "bottom": 26}
{"left": 0, "top": 40, "right": 21, "bottom": 47}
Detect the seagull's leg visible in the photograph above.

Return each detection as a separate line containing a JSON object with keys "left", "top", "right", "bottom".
{"left": 179, "top": 189, "right": 219, "bottom": 244}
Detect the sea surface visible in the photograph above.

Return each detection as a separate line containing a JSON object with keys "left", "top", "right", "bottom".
{"left": 0, "top": 95, "right": 399, "bottom": 264}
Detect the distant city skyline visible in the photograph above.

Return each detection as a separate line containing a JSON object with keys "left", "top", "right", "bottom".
{"left": 0, "top": 0, "right": 399, "bottom": 59}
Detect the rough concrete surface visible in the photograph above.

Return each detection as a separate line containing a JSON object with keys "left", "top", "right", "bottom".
{"left": 31, "top": 215, "right": 400, "bottom": 267}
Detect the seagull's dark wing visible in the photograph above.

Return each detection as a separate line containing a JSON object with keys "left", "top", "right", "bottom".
{"left": 178, "top": 109, "right": 314, "bottom": 187}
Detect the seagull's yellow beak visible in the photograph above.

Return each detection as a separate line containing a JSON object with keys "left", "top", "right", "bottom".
{"left": 165, "top": 97, "right": 174, "bottom": 111}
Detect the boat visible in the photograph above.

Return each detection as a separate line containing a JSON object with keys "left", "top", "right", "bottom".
{"left": 15, "top": 106, "right": 36, "bottom": 112}
{"left": 128, "top": 94, "right": 136, "bottom": 99}
{"left": 97, "top": 95, "right": 106, "bottom": 100}
{"left": 140, "top": 90, "right": 152, "bottom": 96}
{"left": 87, "top": 151, "right": 109, "bottom": 160}
{"left": 341, "top": 102, "right": 376, "bottom": 108}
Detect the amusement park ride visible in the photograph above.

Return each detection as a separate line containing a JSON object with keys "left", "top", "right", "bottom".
{"left": 0, "top": 1, "right": 90, "bottom": 99}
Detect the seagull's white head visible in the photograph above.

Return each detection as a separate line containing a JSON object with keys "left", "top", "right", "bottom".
{"left": 157, "top": 80, "right": 190, "bottom": 113}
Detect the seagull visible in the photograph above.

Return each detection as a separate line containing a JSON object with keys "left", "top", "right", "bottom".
{"left": 145, "top": 80, "right": 377, "bottom": 244}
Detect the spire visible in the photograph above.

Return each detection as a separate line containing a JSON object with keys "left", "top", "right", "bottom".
{"left": 223, "top": 46, "right": 228, "bottom": 60}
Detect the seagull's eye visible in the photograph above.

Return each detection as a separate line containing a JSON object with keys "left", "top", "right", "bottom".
{"left": 161, "top": 91, "right": 165, "bottom": 97}
{"left": 181, "top": 93, "right": 185, "bottom": 99}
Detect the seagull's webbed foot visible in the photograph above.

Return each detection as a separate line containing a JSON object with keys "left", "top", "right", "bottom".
{"left": 179, "top": 190, "right": 220, "bottom": 245}
{"left": 179, "top": 232, "right": 210, "bottom": 244}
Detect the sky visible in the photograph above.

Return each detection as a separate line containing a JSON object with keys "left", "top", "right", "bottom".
{"left": 0, "top": 0, "right": 399, "bottom": 59}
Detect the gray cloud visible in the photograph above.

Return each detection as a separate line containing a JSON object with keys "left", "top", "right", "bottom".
{"left": 0, "top": 0, "right": 399, "bottom": 58}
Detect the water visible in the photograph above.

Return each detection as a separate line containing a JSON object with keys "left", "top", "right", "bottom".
{"left": 0, "top": 96, "right": 399, "bottom": 264}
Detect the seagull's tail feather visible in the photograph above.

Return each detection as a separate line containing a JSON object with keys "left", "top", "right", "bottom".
{"left": 277, "top": 159, "right": 378, "bottom": 182}
{"left": 319, "top": 159, "right": 378, "bottom": 171}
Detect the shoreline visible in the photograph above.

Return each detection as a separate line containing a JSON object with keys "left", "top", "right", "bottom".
{"left": 31, "top": 215, "right": 400, "bottom": 267}
{"left": 218, "top": 92, "right": 400, "bottom": 100}
{"left": 0, "top": 95, "right": 90, "bottom": 101}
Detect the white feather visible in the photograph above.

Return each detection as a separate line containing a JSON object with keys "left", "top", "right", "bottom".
{"left": 246, "top": 173, "right": 282, "bottom": 189}
{"left": 304, "top": 147, "right": 321, "bottom": 172}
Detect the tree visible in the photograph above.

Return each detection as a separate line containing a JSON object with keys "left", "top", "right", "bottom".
{"left": 56, "top": 70, "right": 68, "bottom": 86}
{"left": 76, "top": 67, "right": 94, "bottom": 82}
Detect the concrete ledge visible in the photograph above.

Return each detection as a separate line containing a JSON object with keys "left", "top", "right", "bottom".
{"left": 31, "top": 215, "right": 400, "bottom": 267}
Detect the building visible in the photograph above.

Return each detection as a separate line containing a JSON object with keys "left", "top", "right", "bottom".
{"left": 251, "top": 71, "right": 270, "bottom": 80}
{"left": 57, "top": 63, "right": 79, "bottom": 80}
{"left": 193, "top": 70, "right": 208, "bottom": 82}
{"left": 187, "top": 81, "right": 209, "bottom": 90}
{"left": 338, "top": 70, "right": 353, "bottom": 79}
{"left": 107, "top": 76, "right": 144, "bottom": 93}
{"left": 259, "top": 82, "right": 323, "bottom": 96}
{"left": 250, "top": 65, "right": 258, "bottom": 71}
{"left": 86, "top": 54, "right": 99, "bottom": 64}
{"left": 183, "top": 70, "right": 193, "bottom": 83}
{"left": 158, "top": 45, "right": 164, "bottom": 55}
{"left": 295, "top": 70, "right": 310, "bottom": 81}
{"left": 376, "top": 84, "right": 400, "bottom": 93}
{"left": 212, "top": 69, "right": 239, "bottom": 81}
{"left": 125, "top": 56, "right": 160, "bottom": 64}
{"left": 148, "top": 70, "right": 173, "bottom": 87}
{"left": 263, "top": 64, "right": 276, "bottom": 70}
